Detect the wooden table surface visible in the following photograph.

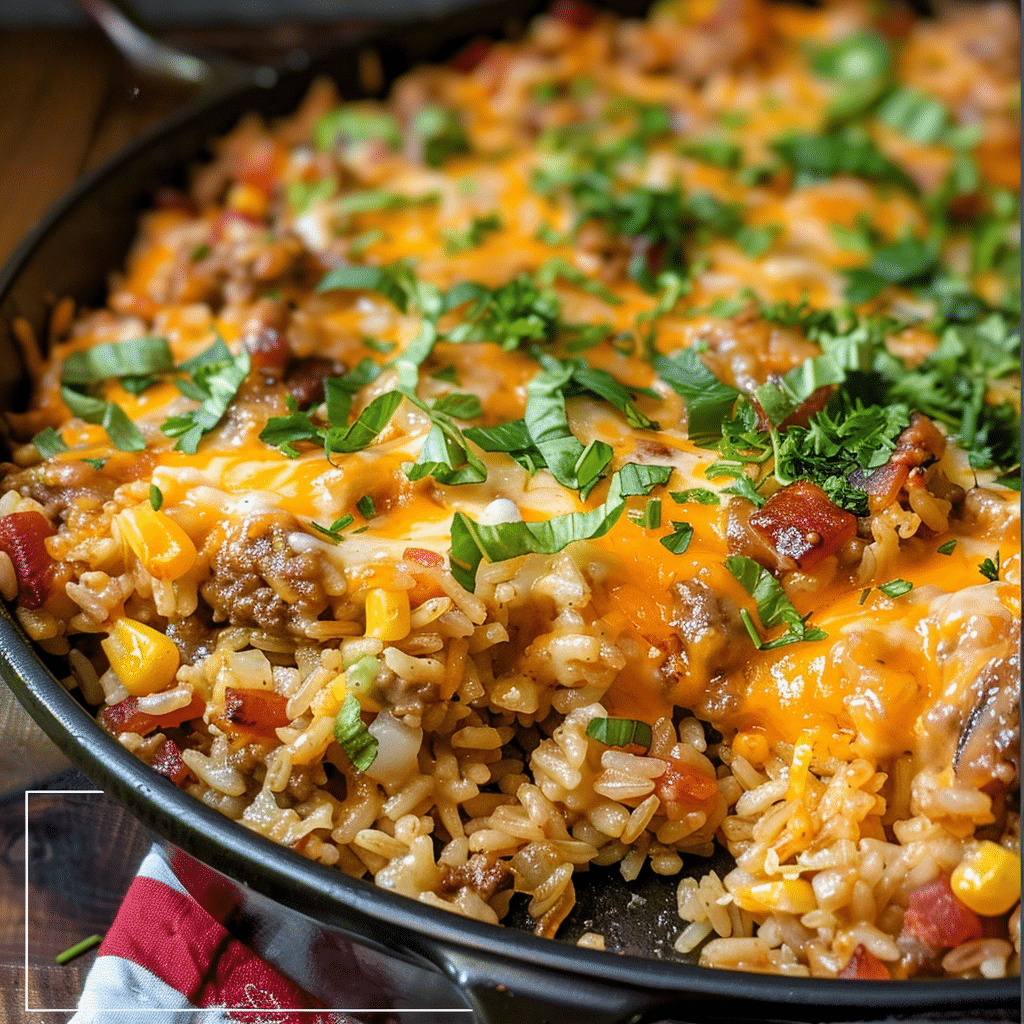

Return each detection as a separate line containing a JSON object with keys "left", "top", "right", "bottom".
{"left": 0, "top": 21, "right": 369, "bottom": 1023}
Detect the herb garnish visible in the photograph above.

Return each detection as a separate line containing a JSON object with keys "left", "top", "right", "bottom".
{"left": 585, "top": 717, "right": 653, "bottom": 749}
{"left": 978, "top": 552, "right": 1001, "bottom": 582}
{"left": 334, "top": 693, "right": 378, "bottom": 770}
{"left": 725, "top": 555, "right": 827, "bottom": 649}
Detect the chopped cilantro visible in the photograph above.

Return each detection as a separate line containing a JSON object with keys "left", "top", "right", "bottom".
{"left": 726, "top": 555, "right": 827, "bottom": 648}
{"left": 978, "top": 552, "right": 1001, "bottom": 582}
{"left": 443, "top": 213, "right": 504, "bottom": 254}
{"left": 660, "top": 520, "right": 694, "bottom": 554}
{"left": 311, "top": 514, "right": 355, "bottom": 544}
{"left": 878, "top": 578, "right": 913, "bottom": 598}
{"left": 356, "top": 495, "right": 376, "bottom": 519}
{"left": 148, "top": 485, "right": 163, "bottom": 511}
{"left": 670, "top": 488, "right": 720, "bottom": 506}
{"left": 31, "top": 427, "right": 68, "bottom": 459}
{"left": 585, "top": 717, "right": 652, "bottom": 749}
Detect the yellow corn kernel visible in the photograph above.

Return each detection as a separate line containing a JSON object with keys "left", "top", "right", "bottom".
{"left": 115, "top": 503, "right": 197, "bottom": 581}
{"left": 732, "top": 730, "right": 770, "bottom": 770}
{"left": 733, "top": 879, "right": 817, "bottom": 916}
{"left": 364, "top": 588, "right": 410, "bottom": 642}
{"left": 951, "top": 841, "right": 1021, "bottom": 917}
{"left": 226, "top": 182, "right": 268, "bottom": 219}
{"left": 101, "top": 617, "right": 180, "bottom": 697}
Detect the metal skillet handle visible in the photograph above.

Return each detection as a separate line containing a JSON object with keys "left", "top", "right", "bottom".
{"left": 70, "top": 0, "right": 277, "bottom": 94}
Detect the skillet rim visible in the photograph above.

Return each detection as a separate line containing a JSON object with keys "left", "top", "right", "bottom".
{"left": 0, "top": 5, "right": 1018, "bottom": 1016}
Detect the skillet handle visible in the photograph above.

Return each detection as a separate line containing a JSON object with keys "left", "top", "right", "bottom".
{"left": 428, "top": 945, "right": 670, "bottom": 1024}
{"left": 69, "top": 0, "right": 276, "bottom": 94}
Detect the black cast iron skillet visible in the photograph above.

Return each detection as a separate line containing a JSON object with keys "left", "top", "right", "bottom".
{"left": 1, "top": 3, "right": 1019, "bottom": 1021}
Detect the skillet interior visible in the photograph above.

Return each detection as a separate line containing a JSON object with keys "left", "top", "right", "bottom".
{"left": 0, "top": 2, "right": 1018, "bottom": 1020}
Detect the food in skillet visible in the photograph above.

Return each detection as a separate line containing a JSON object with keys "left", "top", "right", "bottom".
{"left": 1, "top": 0, "right": 1019, "bottom": 981}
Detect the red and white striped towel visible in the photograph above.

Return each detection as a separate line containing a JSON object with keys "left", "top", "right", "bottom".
{"left": 70, "top": 847, "right": 353, "bottom": 1024}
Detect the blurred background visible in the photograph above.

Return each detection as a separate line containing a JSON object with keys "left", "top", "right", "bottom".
{"left": 0, "top": 0, "right": 481, "bottom": 26}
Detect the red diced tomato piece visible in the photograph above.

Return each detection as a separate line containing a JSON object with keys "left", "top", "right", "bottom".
{"left": 655, "top": 756, "right": 718, "bottom": 819}
{"left": 403, "top": 547, "right": 444, "bottom": 568}
{"left": 0, "top": 511, "right": 56, "bottom": 609}
{"left": 100, "top": 693, "right": 205, "bottom": 737}
{"left": 902, "top": 876, "right": 984, "bottom": 948}
{"left": 151, "top": 738, "right": 192, "bottom": 786}
{"left": 236, "top": 137, "right": 282, "bottom": 195}
{"left": 838, "top": 944, "right": 891, "bottom": 980}
{"left": 213, "top": 686, "right": 290, "bottom": 741}
{"left": 749, "top": 480, "right": 857, "bottom": 570}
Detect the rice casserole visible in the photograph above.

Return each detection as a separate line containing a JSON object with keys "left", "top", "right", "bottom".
{"left": 1, "top": 0, "right": 1020, "bottom": 982}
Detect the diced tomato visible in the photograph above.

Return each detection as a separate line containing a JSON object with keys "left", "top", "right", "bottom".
{"left": 655, "top": 756, "right": 718, "bottom": 819}
{"left": 212, "top": 686, "right": 290, "bottom": 741}
{"left": 748, "top": 480, "right": 857, "bottom": 570}
{"left": 849, "top": 461, "right": 909, "bottom": 511}
{"left": 100, "top": 693, "right": 205, "bottom": 737}
{"left": 151, "top": 738, "right": 192, "bottom": 787}
{"left": 449, "top": 38, "right": 493, "bottom": 73}
{"left": 0, "top": 511, "right": 56, "bottom": 610}
{"left": 838, "top": 944, "right": 891, "bottom": 980}
{"left": 902, "top": 875, "right": 984, "bottom": 948}
{"left": 236, "top": 137, "right": 283, "bottom": 195}
{"left": 549, "top": 0, "right": 599, "bottom": 29}
{"left": 403, "top": 547, "right": 444, "bottom": 568}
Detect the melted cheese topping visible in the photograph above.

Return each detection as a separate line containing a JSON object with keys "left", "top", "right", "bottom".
{"left": 22, "top": 0, "right": 1021, "bottom": 784}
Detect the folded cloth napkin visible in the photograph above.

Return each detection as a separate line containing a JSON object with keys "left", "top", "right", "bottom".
{"left": 70, "top": 846, "right": 358, "bottom": 1024}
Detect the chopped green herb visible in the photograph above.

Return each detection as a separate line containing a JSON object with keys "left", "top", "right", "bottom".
{"left": 937, "top": 540, "right": 957, "bottom": 555}
{"left": 771, "top": 127, "right": 915, "bottom": 192}
{"left": 680, "top": 137, "right": 742, "bottom": 169}
{"left": 433, "top": 392, "right": 484, "bottom": 419}
{"left": 148, "top": 485, "right": 163, "bottom": 511}
{"left": 80, "top": 458, "right": 106, "bottom": 471}
{"left": 585, "top": 717, "right": 653, "bottom": 749}
{"left": 725, "top": 555, "right": 827, "bottom": 648}
{"left": 431, "top": 365, "right": 459, "bottom": 384}
{"left": 314, "top": 106, "right": 401, "bottom": 152}
{"left": 61, "top": 388, "right": 146, "bottom": 452}
{"left": 844, "top": 235, "right": 939, "bottom": 303}
{"left": 413, "top": 104, "right": 470, "bottom": 167}
{"left": 61, "top": 337, "right": 174, "bottom": 388}
{"left": 311, "top": 514, "right": 355, "bottom": 544}
{"left": 616, "top": 463, "right": 673, "bottom": 497}
{"left": 877, "top": 87, "right": 948, "bottom": 145}
{"left": 287, "top": 177, "right": 337, "bottom": 213}
{"left": 161, "top": 349, "right": 250, "bottom": 455}
{"left": 449, "top": 468, "right": 634, "bottom": 591}
{"left": 334, "top": 693, "right": 378, "bottom": 770}
{"left": 979, "top": 552, "right": 1001, "bottom": 582}
{"left": 357, "top": 495, "right": 376, "bottom": 519}
{"left": 878, "top": 578, "right": 913, "bottom": 598}
{"left": 859, "top": 587, "right": 871, "bottom": 605}
{"left": 734, "top": 224, "right": 780, "bottom": 258}
{"left": 55, "top": 934, "right": 102, "bottom": 965}
{"left": 31, "top": 427, "right": 68, "bottom": 459}
{"left": 659, "top": 520, "right": 693, "bottom": 554}
{"left": 653, "top": 347, "right": 740, "bottom": 445}
{"left": 629, "top": 498, "right": 661, "bottom": 530}
{"left": 670, "top": 488, "right": 720, "bottom": 505}
{"left": 326, "top": 391, "right": 404, "bottom": 455}
{"left": 362, "top": 337, "right": 397, "bottom": 355}
{"left": 443, "top": 213, "right": 504, "bottom": 254}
